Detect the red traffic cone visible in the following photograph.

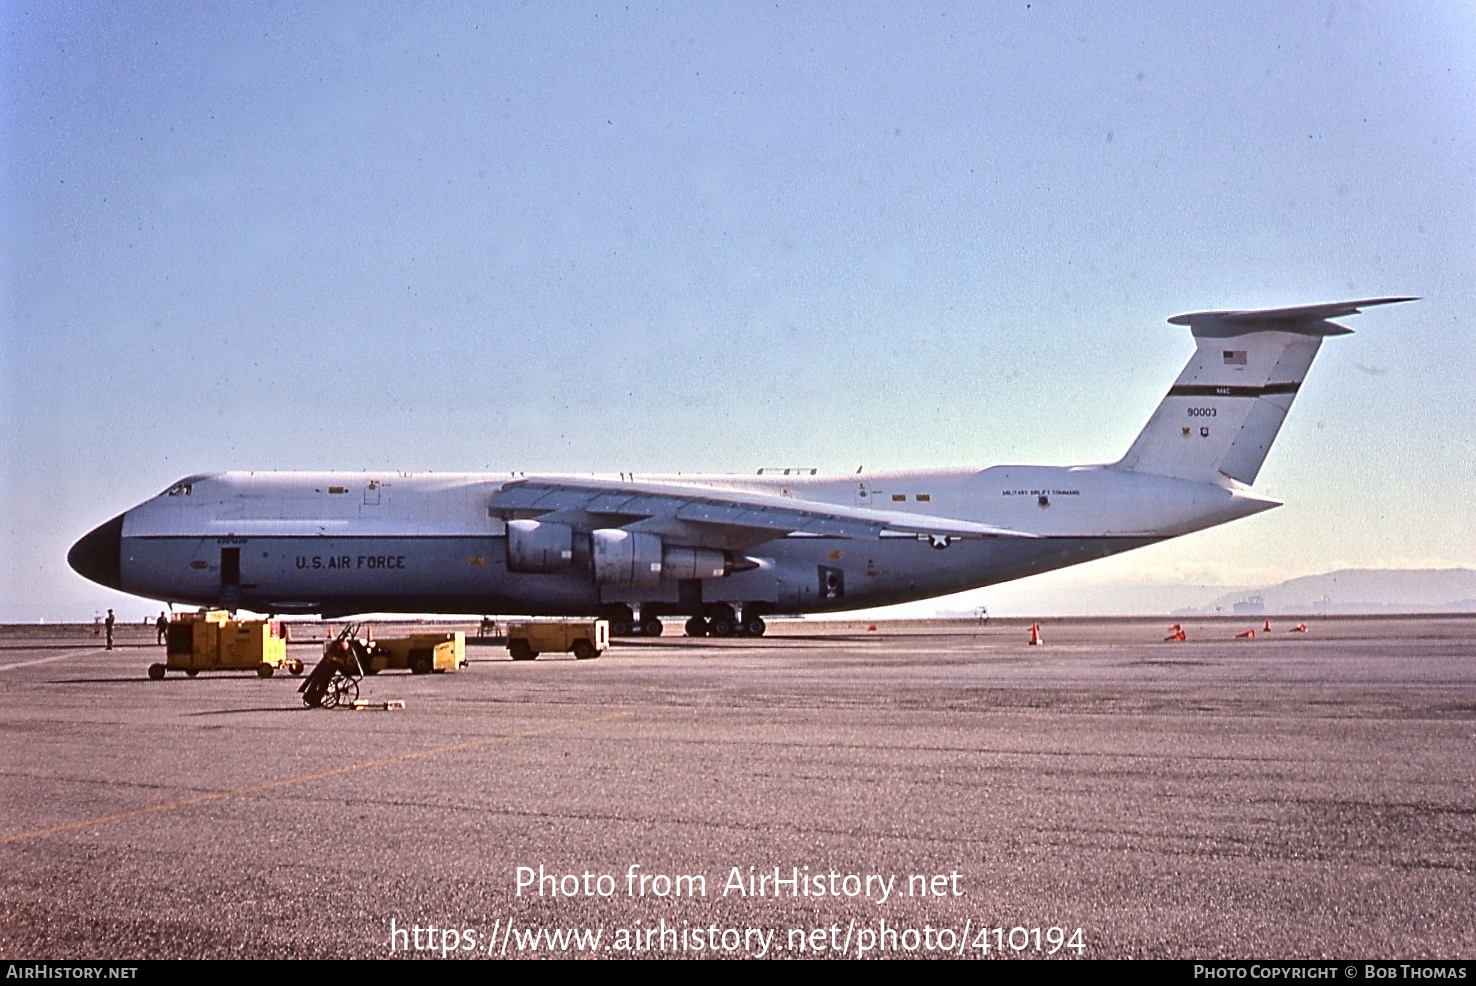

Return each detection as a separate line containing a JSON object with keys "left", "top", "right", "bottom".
{"left": 1028, "top": 622, "right": 1043, "bottom": 646}
{"left": 1236, "top": 628, "right": 1256, "bottom": 639}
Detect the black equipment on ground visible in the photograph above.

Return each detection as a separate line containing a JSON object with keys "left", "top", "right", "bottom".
{"left": 299, "top": 624, "right": 367, "bottom": 709}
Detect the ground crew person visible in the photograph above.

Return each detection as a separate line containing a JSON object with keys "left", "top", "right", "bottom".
{"left": 156, "top": 612, "right": 168, "bottom": 645}
{"left": 105, "top": 609, "right": 115, "bottom": 650}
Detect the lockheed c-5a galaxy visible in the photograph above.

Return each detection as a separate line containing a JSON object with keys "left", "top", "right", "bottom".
{"left": 69, "top": 298, "right": 1413, "bottom": 638}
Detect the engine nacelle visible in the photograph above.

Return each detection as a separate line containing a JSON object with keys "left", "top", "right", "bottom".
{"left": 591, "top": 530, "right": 754, "bottom": 585}
{"left": 592, "top": 529, "right": 663, "bottom": 588}
{"left": 662, "top": 545, "right": 733, "bottom": 580}
{"left": 506, "top": 520, "right": 574, "bottom": 573}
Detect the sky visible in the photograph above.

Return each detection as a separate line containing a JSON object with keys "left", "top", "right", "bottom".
{"left": 2, "top": 2, "right": 1472, "bottom": 621}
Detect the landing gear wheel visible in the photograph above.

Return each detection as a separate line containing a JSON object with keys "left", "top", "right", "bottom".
{"left": 744, "top": 617, "right": 767, "bottom": 637}
{"left": 184, "top": 669, "right": 199, "bottom": 678}
{"left": 148, "top": 663, "right": 165, "bottom": 680}
{"left": 607, "top": 606, "right": 636, "bottom": 637}
{"left": 331, "top": 677, "right": 358, "bottom": 707}
{"left": 710, "top": 617, "right": 736, "bottom": 637}
{"left": 684, "top": 616, "right": 709, "bottom": 637}
{"left": 640, "top": 617, "right": 664, "bottom": 637}
{"left": 257, "top": 663, "right": 275, "bottom": 678}
{"left": 572, "top": 639, "right": 597, "bottom": 660}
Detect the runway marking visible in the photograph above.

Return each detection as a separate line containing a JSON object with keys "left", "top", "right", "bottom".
{"left": 0, "top": 649, "right": 100, "bottom": 672}
{"left": 0, "top": 710, "right": 630, "bottom": 845}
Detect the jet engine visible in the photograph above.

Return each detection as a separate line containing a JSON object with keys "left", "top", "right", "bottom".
{"left": 506, "top": 520, "right": 574, "bottom": 573}
{"left": 591, "top": 529, "right": 663, "bottom": 588}
{"left": 590, "top": 529, "right": 754, "bottom": 587}
{"left": 662, "top": 545, "right": 736, "bottom": 580}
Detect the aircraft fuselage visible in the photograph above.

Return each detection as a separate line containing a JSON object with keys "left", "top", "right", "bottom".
{"left": 72, "top": 466, "right": 1274, "bottom": 619}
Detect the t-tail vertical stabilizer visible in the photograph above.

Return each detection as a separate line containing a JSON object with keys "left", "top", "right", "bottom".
{"left": 1113, "top": 297, "right": 1416, "bottom": 486}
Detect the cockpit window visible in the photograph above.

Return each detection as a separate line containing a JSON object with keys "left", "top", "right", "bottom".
{"left": 160, "top": 474, "right": 212, "bottom": 498}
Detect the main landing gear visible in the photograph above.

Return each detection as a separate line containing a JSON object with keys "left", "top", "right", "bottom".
{"left": 603, "top": 604, "right": 665, "bottom": 638}
{"left": 683, "top": 605, "right": 766, "bottom": 638}
{"left": 607, "top": 603, "right": 768, "bottom": 638}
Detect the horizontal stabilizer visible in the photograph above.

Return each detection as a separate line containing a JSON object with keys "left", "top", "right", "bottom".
{"left": 1169, "top": 297, "right": 1417, "bottom": 337}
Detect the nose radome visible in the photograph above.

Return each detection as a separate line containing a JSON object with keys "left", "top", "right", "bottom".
{"left": 68, "top": 514, "right": 125, "bottom": 590}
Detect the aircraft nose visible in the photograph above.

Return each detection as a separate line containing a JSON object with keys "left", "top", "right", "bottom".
{"left": 68, "top": 514, "right": 125, "bottom": 591}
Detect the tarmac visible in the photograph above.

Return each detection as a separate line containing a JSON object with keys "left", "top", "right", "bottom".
{"left": 1, "top": 615, "right": 1473, "bottom": 960}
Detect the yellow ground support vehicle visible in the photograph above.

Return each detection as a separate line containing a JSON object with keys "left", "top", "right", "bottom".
{"left": 360, "top": 631, "right": 467, "bottom": 675}
{"left": 505, "top": 620, "right": 608, "bottom": 661}
{"left": 149, "top": 610, "right": 302, "bottom": 680}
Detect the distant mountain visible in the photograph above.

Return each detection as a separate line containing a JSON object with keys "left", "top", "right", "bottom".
{"left": 1194, "top": 569, "right": 1476, "bottom": 615}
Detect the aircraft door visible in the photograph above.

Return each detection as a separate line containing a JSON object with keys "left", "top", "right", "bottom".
{"left": 220, "top": 547, "right": 241, "bottom": 613}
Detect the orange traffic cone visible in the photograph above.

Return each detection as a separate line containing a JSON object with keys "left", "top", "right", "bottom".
{"left": 1028, "top": 622, "right": 1043, "bottom": 645}
{"left": 1236, "top": 628, "right": 1256, "bottom": 639}
{"left": 867, "top": 624, "right": 877, "bottom": 632}
{"left": 1290, "top": 623, "right": 1308, "bottom": 633}
{"left": 1163, "top": 623, "right": 1187, "bottom": 642}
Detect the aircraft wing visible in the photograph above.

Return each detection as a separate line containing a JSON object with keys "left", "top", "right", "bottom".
{"left": 488, "top": 478, "right": 1034, "bottom": 552}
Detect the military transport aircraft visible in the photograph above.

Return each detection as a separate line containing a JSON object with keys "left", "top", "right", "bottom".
{"left": 69, "top": 298, "right": 1413, "bottom": 637}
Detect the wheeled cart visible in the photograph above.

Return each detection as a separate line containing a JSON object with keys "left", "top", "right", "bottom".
{"left": 148, "top": 610, "right": 301, "bottom": 680}
{"left": 505, "top": 620, "right": 608, "bottom": 661}
{"left": 361, "top": 631, "right": 467, "bottom": 675}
